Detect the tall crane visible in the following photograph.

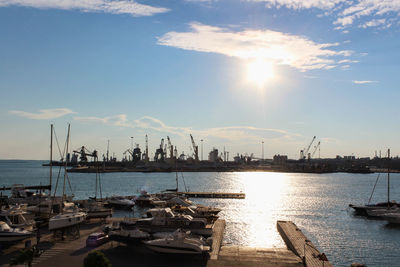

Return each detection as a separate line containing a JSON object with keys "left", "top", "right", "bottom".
{"left": 300, "top": 136, "right": 316, "bottom": 160}
{"left": 167, "top": 136, "right": 174, "bottom": 159}
{"left": 145, "top": 135, "right": 149, "bottom": 162}
{"left": 154, "top": 138, "right": 165, "bottom": 162}
{"left": 311, "top": 141, "right": 321, "bottom": 159}
{"left": 190, "top": 134, "right": 199, "bottom": 162}
{"left": 73, "top": 146, "right": 98, "bottom": 163}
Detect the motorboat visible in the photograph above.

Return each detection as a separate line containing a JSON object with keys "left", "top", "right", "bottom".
{"left": 7, "top": 184, "right": 48, "bottom": 206}
{"left": 84, "top": 199, "right": 113, "bottom": 219}
{"left": 0, "top": 205, "right": 35, "bottom": 231}
{"left": 171, "top": 205, "right": 219, "bottom": 224}
{"left": 143, "top": 229, "right": 210, "bottom": 254}
{"left": 0, "top": 221, "right": 32, "bottom": 242}
{"left": 138, "top": 208, "right": 212, "bottom": 236}
{"left": 108, "top": 220, "right": 150, "bottom": 244}
{"left": 48, "top": 211, "right": 87, "bottom": 231}
{"left": 106, "top": 196, "right": 135, "bottom": 210}
{"left": 135, "top": 190, "right": 160, "bottom": 207}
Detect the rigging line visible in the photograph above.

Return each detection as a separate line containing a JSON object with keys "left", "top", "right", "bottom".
{"left": 65, "top": 171, "right": 74, "bottom": 196}
{"left": 180, "top": 171, "right": 188, "bottom": 192}
{"left": 52, "top": 166, "right": 62, "bottom": 199}
{"left": 49, "top": 165, "right": 62, "bottom": 220}
{"left": 97, "top": 161, "right": 102, "bottom": 199}
{"left": 52, "top": 127, "right": 63, "bottom": 160}
{"left": 368, "top": 173, "right": 380, "bottom": 205}
{"left": 98, "top": 173, "right": 103, "bottom": 200}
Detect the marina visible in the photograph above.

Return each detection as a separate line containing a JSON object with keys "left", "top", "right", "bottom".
{"left": 1, "top": 160, "right": 400, "bottom": 266}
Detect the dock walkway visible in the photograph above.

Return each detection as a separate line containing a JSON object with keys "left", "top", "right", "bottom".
{"left": 277, "top": 220, "right": 333, "bottom": 267}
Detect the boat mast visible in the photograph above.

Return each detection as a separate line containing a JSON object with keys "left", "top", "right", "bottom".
{"left": 50, "top": 124, "right": 53, "bottom": 193}
{"left": 388, "top": 148, "right": 390, "bottom": 207}
{"left": 62, "top": 124, "right": 70, "bottom": 201}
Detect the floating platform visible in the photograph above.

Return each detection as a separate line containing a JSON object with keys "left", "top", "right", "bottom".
{"left": 178, "top": 192, "right": 245, "bottom": 199}
{"left": 207, "top": 219, "right": 303, "bottom": 266}
{"left": 277, "top": 220, "right": 333, "bottom": 267}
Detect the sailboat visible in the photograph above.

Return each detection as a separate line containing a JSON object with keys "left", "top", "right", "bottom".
{"left": 349, "top": 149, "right": 398, "bottom": 216}
{"left": 48, "top": 124, "right": 87, "bottom": 231}
{"left": 84, "top": 162, "right": 113, "bottom": 219}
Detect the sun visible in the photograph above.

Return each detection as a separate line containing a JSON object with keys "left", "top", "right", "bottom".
{"left": 246, "top": 60, "right": 274, "bottom": 87}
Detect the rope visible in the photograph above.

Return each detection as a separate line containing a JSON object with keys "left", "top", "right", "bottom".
{"left": 368, "top": 173, "right": 380, "bottom": 205}
{"left": 52, "top": 127, "right": 63, "bottom": 160}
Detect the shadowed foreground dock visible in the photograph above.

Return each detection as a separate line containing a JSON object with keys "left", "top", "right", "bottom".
{"left": 1, "top": 220, "right": 332, "bottom": 267}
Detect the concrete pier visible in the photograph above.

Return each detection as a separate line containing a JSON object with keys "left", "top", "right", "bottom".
{"left": 277, "top": 220, "right": 333, "bottom": 267}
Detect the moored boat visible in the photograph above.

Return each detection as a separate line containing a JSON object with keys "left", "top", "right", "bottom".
{"left": 108, "top": 220, "right": 150, "bottom": 245}
{"left": 143, "top": 228, "right": 210, "bottom": 254}
{"left": 106, "top": 196, "right": 135, "bottom": 210}
{"left": 48, "top": 211, "right": 87, "bottom": 231}
{"left": 0, "top": 221, "right": 32, "bottom": 242}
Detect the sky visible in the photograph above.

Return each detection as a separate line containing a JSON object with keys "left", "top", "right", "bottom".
{"left": 0, "top": 0, "right": 400, "bottom": 160}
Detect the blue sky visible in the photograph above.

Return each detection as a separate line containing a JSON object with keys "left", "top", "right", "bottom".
{"left": 0, "top": 0, "right": 399, "bottom": 160}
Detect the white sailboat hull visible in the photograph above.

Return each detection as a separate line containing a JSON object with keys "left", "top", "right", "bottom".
{"left": 49, "top": 212, "right": 87, "bottom": 230}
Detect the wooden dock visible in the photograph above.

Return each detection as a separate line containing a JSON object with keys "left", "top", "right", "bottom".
{"left": 277, "top": 220, "right": 333, "bottom": 267}
{"left": 209, "top": 219, "right": 226, "bottom": 260}
{"left": 178, "top": 192, "right": 245, "bottom": 199}
{"left": 207, "top": 219, "right": 303, "bottom": 266}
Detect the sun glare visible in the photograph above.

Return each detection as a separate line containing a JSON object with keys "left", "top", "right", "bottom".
{"left": 246, "top": 60, "right": 274, "bottom": 87}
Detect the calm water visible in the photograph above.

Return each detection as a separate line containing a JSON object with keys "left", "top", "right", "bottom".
{"left": 1, "top": 160, "right": 400, "bottom": 267}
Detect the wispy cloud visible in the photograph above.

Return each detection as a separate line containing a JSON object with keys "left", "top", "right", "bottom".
{"left": 157, "top": 22, "right": 353, "bottom": 71}
{"left": 74, "top": 114, "right": 297, "bottom": 143}
{"left": 352, "top": 80, "right": 378, "bottom": 84}
{"left": 0, "top": 0, "right": 169, "bottom": 16}
{"left": 360, "top": 18, "right": 387, "bottom": 28}
{"left": 9, "top": 108, "right": 76, "bottom": 119}
{"left": 254, "top": 0, "right": 345, "bottom": 9}
{"left": 249, "top": 0, "right": 400, "bottom": 29}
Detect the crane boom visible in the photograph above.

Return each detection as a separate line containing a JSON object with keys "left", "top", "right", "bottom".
{"left": 190, "top": 134, "right": 199, "bottom": 161}
{"left": 311, "top": 141, "right": 321, "bottom": 158}
{"left": 304, "top": 136, "right": 316, "bottom": 156}
{"left": 145, "top": 135, "right": 149, "bottom": 162}
{"left": 167, "top": 136, "right": 174, "bottom": 158}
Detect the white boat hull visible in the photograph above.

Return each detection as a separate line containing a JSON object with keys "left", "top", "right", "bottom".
{"left": 49, "top": 212, "right": 87, "bottom": 230}
{"left": 0, "top": 233, "right": 32, "bottom": 242}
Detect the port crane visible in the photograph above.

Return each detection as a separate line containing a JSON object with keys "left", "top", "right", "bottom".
{"left": 311, "top": 141, "right": 321, "bottom": 159}
{"left": 73, "top": 146, "right": 98, "bottom": 163}
{"left": 154, "top": 138, "right": 165, "bottom": 162}
{"left": 190, "top": 134, "right": 199, "bottom": 162}
{"left": 167, "top": 136, "right": 175, "bottom": 159}
{"left": 123, "top": 145, "right": 142, "bottom": 162}
{"left": 144, "top": 135, "right": 149, "bottom": 162}
{"left": 300, "top": 136, "right": 316, "bottom": 160}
